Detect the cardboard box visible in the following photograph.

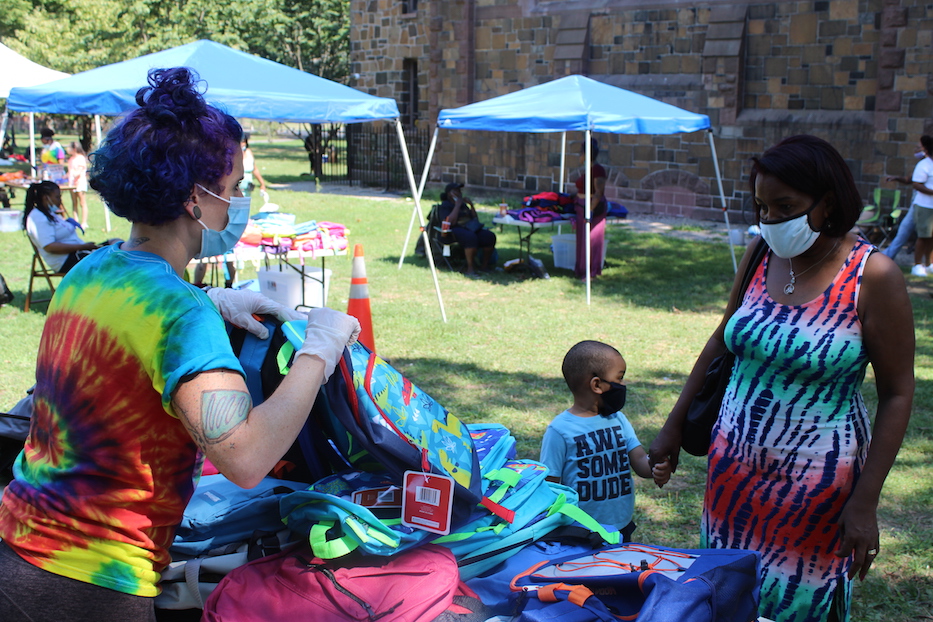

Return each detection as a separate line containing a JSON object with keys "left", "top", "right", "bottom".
{"left": 258, "top": 265, "right": 331, "bottom": 309}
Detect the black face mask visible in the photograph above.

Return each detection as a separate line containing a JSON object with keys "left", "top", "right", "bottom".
{"left": 597, "top": 381, "right": 627, "bottom": 416}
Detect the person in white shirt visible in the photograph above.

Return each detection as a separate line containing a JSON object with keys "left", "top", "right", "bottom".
{"left": 909, "top": 135, "right": 933, "bottom": 277}
{"left": 23, "top": 181, "right": 100, "bottom": 273}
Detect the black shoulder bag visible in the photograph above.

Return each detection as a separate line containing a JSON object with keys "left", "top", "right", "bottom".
{"left": 681, "top": 238, "right": 768, "bottom": 457}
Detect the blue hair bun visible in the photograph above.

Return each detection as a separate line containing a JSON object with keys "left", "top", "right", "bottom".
{"left": 136, "top": 67, "right": 207, "bottom": 125}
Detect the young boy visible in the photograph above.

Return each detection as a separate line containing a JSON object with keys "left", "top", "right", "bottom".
{"left": 540, "top": 340, "right": 670, "bottom": 538}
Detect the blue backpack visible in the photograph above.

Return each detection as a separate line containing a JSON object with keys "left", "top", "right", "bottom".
{"left": 433, "top": 459, "right": 619, "bottom": 580}
{"left": 280, "top": 324, "right": 494, "bottom": 527}
{"left": 227, "top": 317, "right": 349, "bottom": 483}
{"left": 511, "top": 543, "right": 761, "bottom": 622}
{"left": 279, "top": 470, "right": 434, "bottom": 559}
{"left": 468, "top": 423, "right": 517, "bottom": 475}
{"left": 172, "top": 474, "right": 305, "bottom": 557}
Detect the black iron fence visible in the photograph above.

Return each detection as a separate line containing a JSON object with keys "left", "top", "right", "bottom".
{"left": 346, "top": 123, "right": 431, "bottom": 191}
{"left": 303, "top": 124, "right": 347, "bottom": 183}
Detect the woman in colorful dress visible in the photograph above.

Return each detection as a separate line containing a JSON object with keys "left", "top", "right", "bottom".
{"left": 0, "top": 67, "right": 360, "bottom": 621}
{"left": 649, "top": 135, "right": 914, "bottom": 622}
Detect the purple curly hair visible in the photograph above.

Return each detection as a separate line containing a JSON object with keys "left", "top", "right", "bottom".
{"left": 89, "top": 67, "right": 242, "bottom": 225}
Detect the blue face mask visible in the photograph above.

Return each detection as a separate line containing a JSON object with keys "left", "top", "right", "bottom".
{"left": 194, "top": 184, "right": 250, "bottom": 259}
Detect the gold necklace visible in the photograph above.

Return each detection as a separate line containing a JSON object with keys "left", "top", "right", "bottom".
{"left": 784, "top": 241, "right": 840, "bottom": 295}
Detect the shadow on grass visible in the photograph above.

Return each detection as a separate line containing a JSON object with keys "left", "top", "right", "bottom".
{"left": 4, "top": 286, "right": 52, "bottom": 314}
{"left": 389, "top": 355, "right": 691, "bottom": 457}
{"left": 383, "top": 227, "right": 737, "bottom": 312}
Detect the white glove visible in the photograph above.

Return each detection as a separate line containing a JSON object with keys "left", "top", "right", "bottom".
{"left": 298, "top": 308, "right": 361, "bottom": 382}
{"left": 206, "top": 288, "right": 307, "bottom": 340}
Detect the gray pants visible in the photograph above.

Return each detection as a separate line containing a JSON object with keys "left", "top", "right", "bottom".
{"left": 0, "top": 541, "right": 156, "bottom": 622}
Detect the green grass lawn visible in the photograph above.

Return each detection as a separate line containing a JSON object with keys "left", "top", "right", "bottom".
{"left": 1, "top": 139, "right": 932, "bottom": 619}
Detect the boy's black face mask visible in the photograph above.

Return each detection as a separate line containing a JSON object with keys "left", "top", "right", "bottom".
{"left": 597, "top": 381, "right": 626, "bottom": 416}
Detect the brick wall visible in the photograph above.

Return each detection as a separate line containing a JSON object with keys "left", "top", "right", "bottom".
{"left": 351, "top": 0, "right": 933, "bottom": 220}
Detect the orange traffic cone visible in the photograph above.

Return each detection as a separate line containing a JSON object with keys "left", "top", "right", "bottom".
{"left": 347, "top": 244, "right": 375, "bottom": 352}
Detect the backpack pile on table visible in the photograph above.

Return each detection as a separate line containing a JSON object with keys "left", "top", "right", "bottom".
{"left": 237, "top": 212, "right": 350, "bottom": 254}
{"left": 154, "top": 318, "right": 761, "bottom": 622}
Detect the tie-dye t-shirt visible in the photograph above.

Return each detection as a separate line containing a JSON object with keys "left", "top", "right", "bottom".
{"left": 0, "top": 244, "right": 243, "bottom": 597}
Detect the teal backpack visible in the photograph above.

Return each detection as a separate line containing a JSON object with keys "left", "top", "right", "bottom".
{"left": 433, "top": 459, "right": 620, "bottom": 580}
{"left": 468, "top": 422, "right": 517, "bottom": 475}
{"left": 280, "top": 470, "right": 433, "bottom": 559}
{"left": 281, "top": 324, "right": 499, "bottom": 526}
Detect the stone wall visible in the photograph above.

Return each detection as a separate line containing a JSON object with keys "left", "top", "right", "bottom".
{"left": 350, "top": 0, "right": 933, "bottom": 221}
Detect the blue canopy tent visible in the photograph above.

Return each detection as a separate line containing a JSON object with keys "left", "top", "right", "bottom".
{"left": 401, "top": 75, "right": 735, "bottom": 304}
{"left": 7, "top": 40, "right": 399, "bottom": 122}
{"left": 8, "top": 40, "right": 449, "bottom": 318}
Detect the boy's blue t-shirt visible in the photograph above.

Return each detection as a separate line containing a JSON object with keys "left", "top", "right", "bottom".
{"left": 540, "top": 410, "right": 641, "bottom": 529}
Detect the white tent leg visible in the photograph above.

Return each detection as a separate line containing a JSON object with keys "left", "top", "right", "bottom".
{"left": 96, "top": 115, "right": 112, "bottom": 231}
{"left": 585, "top": 130, "right": 592, "bottom": 305}
{"left": 395, "top": 119, "right": 447, "bottom": 322}
{"left": 708, "top": 131, "right": 737, "bottom": 273}
{"left": 559, "top": 131, "right": 566, "bottom": 194}
{"left": 399, "top": 198, "right": 420, "bottom": 270}
{"left": 28, "top": 112, "right": 36, "bottom": 174}
{"left": 398, "top": 126, "right": 439, "bottom": 269}
{"left": 0, "top": 108, "right": 9, "bottom": 153}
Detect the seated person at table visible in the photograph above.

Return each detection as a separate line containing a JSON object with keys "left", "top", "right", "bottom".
{"left": 23, "top": 181, "right": 119, "bottom": 274}
{"left": 438, "top": 182, "right": 497, "bottom": 275}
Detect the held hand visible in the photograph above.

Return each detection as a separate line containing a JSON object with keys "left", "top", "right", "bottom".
{"left": 651, "top": 459, "right": 672, "bottom": 488}
{"left": 834, "top": 499, "right": 880, "bottom": 581}
{"left": 298, "top": 308, "right": 361, "bottom": 382}
{"left": 206, "top": 288, "right": 308, "bottom": 340}
{"left": 648, "top": 422, "right": 683, "bottom": 475}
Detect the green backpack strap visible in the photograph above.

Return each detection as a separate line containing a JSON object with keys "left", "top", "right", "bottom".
{"left": 483, "top": 467, "right": 523, "bottom": 504}
{"left": 309, "top": 521, "right": 359, "bottom": 559}
{"left": 548, "top": 493, "right": 620, "bottom": 545}
{"left": 308, "top": 514, "right": 402, "bottom": 560}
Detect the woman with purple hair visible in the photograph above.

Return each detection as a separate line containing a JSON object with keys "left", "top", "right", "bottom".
{"left": 0, "top": 67, "right": 360, "bottom": 620}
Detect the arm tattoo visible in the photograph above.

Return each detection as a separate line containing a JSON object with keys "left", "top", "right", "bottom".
{"left": 200, "top": 389, "right": 251, "bottom": 444}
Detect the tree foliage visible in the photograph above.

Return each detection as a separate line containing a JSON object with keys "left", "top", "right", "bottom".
{"left": 1, "top": 0, "right": 349, "bottom": 82}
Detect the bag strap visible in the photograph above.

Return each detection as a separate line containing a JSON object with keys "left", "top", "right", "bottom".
{"left": 547, "top": 494, "right": 620, "bottom": 546}
{"left": 732, "top": 237, "right": 767, "bottom": 315}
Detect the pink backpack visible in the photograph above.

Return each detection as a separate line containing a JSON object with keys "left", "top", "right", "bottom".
{"left": 202, "top": 543, "right": 460, "bottom": 621}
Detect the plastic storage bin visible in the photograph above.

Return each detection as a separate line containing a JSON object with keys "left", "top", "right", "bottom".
{"left": 550, "top": 234, "right": 607, "bottom": 271}
{"left": 0, "top": 210, "right": 23, "bottom": 232}
{"left": 258, "top": 265, "right": 331, "bottom": 309}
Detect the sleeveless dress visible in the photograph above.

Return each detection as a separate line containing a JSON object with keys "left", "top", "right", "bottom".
{"left": 703, "top": 238, "right": 873, "bottom": 622}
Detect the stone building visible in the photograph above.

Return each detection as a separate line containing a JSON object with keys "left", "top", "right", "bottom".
{"left": 350, "top": 0, "right": 932, "bottom": 220}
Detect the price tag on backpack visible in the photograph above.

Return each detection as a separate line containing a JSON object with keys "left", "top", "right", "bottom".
{"left": 352, "top": 486, "right": 402, "bottom": 509}
{"left": 401, "top": 471, "right": 454, "bottom": 536}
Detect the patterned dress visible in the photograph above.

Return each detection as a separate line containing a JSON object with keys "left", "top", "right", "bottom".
{"left": 703, "top": 238, "right": 873, "bottom": 622}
